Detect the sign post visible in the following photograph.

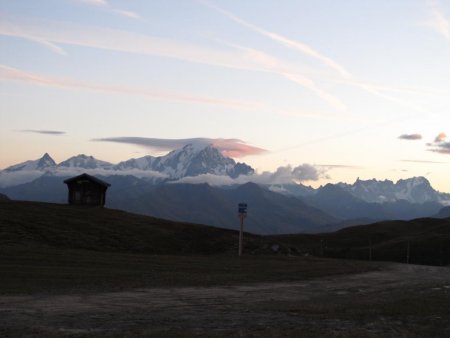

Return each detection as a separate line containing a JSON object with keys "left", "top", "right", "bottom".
{"left": 238, "top": 203, "right": 247, "bottom": 257}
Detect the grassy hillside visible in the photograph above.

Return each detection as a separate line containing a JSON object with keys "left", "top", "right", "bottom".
{"left": 274, "top": 217, "right": 450, "bottom": 266}
{"left": 2, "top": 200, "right": 449, "bottom": 265}
{"left": 0, "top": 200, "right": 378, "bottom": 294}
{"left": 0, "top": 200, "right": 266, "bottom": 255}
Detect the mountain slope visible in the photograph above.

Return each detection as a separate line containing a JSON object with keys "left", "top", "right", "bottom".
{"left": 109, "top": 182, "right": 336, "bottom": 235}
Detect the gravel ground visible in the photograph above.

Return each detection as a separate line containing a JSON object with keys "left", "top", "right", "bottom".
{"left": 1, "top": 263, "right": 449, "bottom": 337}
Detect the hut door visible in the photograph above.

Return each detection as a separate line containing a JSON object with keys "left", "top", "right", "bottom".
{"left": 75, "top": 191, "right": 81, "bottom": 203}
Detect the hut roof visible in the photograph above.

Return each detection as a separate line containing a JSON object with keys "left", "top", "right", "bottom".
{"left": 63, "top": 173, "right": 111, "bottom": 187}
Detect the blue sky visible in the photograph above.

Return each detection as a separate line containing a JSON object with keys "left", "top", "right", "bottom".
{"left": 1, "top": 0, "right": 450, "bottom": 191}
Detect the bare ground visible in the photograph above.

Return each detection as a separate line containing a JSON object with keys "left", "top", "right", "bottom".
{"left": 1, "top": 263, "right": 449, "bottom": 337}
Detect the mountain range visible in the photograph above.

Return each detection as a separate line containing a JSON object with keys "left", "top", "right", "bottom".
{"left": 0, "top": 144, "right": 253, "bottom": 188}
{"left": 1, "top": 144, "right": 449, "bottom": 234}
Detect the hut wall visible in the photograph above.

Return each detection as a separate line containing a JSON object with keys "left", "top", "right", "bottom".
{"left": 67, "top": 180, "right": 106, "bottom": 206}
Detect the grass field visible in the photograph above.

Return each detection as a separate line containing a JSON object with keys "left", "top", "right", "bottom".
{"left": 0, "top": 246, "right": 378, "bottom": 294}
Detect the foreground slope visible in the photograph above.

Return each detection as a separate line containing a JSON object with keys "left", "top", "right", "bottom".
{"left": 0, "top": 200, "right": 263, "bottom": 255}
{"left": 275, "top": 217, "right": 450, "bottom": 266}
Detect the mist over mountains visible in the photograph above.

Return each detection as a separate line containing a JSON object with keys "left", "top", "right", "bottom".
{"left": 1, "top": 144, "right": 449, "bottom": 234}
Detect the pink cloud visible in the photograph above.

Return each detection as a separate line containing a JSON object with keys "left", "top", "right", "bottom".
{"left": 211, "top": 139, "right": 268, "bottom": 157}
{"left": 434, "top": 132, "right": 447, "bottom": 142}
{"left": 93, "top": 137, "right": 268, "bottom": 158}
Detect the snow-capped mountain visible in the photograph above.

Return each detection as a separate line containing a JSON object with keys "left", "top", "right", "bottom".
{"left": 337, "top": 177, "right": 444, "bottom": 204}
{"left": 4, "top": 153, "right": 56, "bottom": 172}
{"left": 0, "top": 144, "right": 254, "bottom": 187}
{"left": 116, "top": 144, "right": 254, "bottom": 179}
{"left": 272, "top": 177, "right": 450, "bottom": 206}
{"left": 58, "top": 154, "right": 113, "bottom": 169}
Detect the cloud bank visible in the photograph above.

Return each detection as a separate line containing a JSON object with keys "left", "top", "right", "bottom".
{"left": 428, "top": 142, "right": 450, "bottom": 154}
{"left": 92, "top": 137, "right": 268, "bottom": 158}
{"left": 173, "top": 163, "right": 329, "bottom": 186}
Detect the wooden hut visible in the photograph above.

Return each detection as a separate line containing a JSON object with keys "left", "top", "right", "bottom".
{"left": 64, "top": 173, "right": 111, "bottom": 206}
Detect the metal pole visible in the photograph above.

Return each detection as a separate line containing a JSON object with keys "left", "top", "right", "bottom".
{"left": 406, "top": 240, "right": 410, "bottom": 264}
{"left": 238, "top": 215, "right": 244, "bottom": 257}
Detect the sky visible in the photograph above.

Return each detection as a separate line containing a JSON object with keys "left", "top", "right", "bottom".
{"left": 1, "top": 0, "right": 450, "bottom": 191}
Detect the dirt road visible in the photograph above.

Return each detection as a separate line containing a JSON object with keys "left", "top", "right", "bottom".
{"left": 1, "top": 263, "right": 449, "bottom": 337}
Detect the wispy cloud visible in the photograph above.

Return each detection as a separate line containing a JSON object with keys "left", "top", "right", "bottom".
{"left": 427, "top": 0, "right": 450, "bottom": 40}
{"left": 201, "top": 1, "right": 351, "bottom": 78}
{"left": 200, "top": 1, "right": 349, "bottom": 110}
{"left": 316, "top": 164, "right": 361, "bottom": 169}
{"left": 18, "top": 129, "right": 66, "bottom": 135}
{"left": 0, "top": 64, "right": 259, "bottom": 109}
{"left": 0, "top": 14, "right": 249, "bottom": 67}
{"left": 0, "top": 14, "right": 348, "bottom": 111}
{"left": 398, "top": 134, "right": 423, "bottom": 140}
{"left": 331, "top": 77, "right": 450, "bottom": 98}
{"left": 27, "top": 37, "right": 67, "bottom": 56}
{"left": 92, "top": 137, "right": 268, "bottom": 158}
{"left": 232, "top": 45, "right": 347, "bottom": 111}
{"left": 76, "top": 0, "right": 140, "bottom": 20}
{"left": 78, "top": 0, "right": 108, "bottom": 6}
{"left": 401, "top": 159, "right": 447, "bottom": 164}
{"left": 201, "top": 1, "right": 424, "bottom": 113}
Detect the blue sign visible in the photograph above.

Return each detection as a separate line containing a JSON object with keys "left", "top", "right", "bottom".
{"left": 238, "top": 203, "right": 248, "bottom": 214}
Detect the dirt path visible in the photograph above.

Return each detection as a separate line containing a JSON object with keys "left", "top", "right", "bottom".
{"left": 1, "top": 264, "right": 450, "bottom": 337}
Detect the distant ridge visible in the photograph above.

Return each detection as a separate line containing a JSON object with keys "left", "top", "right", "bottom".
{"left": 434, "top": 206, "right": 450, "bottom": 219}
